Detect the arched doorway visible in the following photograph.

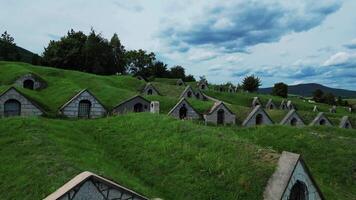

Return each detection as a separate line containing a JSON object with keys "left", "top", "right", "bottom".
{"left": 134, "top": 103, "right": 143, "bottom": 113}
{"left": 256, "top": 113, "right": 263, "bottom": 125}
{"left": 147, "top": 89, "right": 153, "bottom": 95}
{"left": 289, "top": 181, "right": 308, "bottom": 200}
{"left": 290, "top": 118, "right": 297, "bottom": 126}
{"left": 179, "top": 105, "right": 187, "bottom": 119}
{"left": 270, "top": 104, "right": 274, "bottom": 109}
{"left": 187, "top": 91, "right": 192, "bottom": 98}
{"left": 319, "top": 119, "right": 326, "bottom": 125}
{"left": 4, "top": 99, "right": 21, "bottom": 117}
{"left": 196, "top": 93, "right": 200, "bottom": 99}
{"left": 23, "top": 79, "right": 35, "bottom": 90}
{"left": 345, "top": 123, "right": 350, "bottom": 129}
{"left": 78, "top": 100, "right": 91, "bottom": 118}
{"left": 201, "top": 84, "right": 205, "bottom": 90}
{"left": 217, "top": 109, "right": 225, "bottom": 125}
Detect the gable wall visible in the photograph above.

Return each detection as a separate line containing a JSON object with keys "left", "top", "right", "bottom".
{"left": 282, "top": 112, "right": 305, "bottom": 127}
{"left": 61, "top": 91, "right": 106, "bottom": 118}
{"left": 204, "top": 104, "right": 235, "bottom": 125}
{"left": 0, "top": 89, "right": 43, "bottom": 117}
{"left": 143, "top": 85, "right": 159, "bottom": 95}
{"left": 312, "top": 116, "right": 332, "bottom": 126}
{"left": 281, "top": 161, "right": 322, "bottom": 200}
{"left": 181, "top": 88, "right": 195, "bottom": 99}
{"left": 15, "top": 74, "right": 43, "bottom": 90}
{"left": 113, "top": 98, "right": 150, "bottom": 115}
{"left": 169, "top": 101, "right": 200, "bottom": 120}
{"left": 243, "top": 109, "right": 273, "bottom": 127}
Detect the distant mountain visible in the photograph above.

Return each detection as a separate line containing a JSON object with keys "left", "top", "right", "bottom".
{"left": 0, "top": 41, "right": 39, "bottom": 64}
{"left": 259, "top": 83, "right": 356, "bottom": 98}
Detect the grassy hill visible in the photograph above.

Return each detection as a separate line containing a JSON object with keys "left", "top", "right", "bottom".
{"left": 0, "top": 61, "right": 355, "bottom": 199}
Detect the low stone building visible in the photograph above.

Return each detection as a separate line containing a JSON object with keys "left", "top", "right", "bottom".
{"left": 264, "top": 151, "right": 324, "bottom": 200}
{"left": 197, "top": 80, "right": 208, "bottom": 90}
{"left": 0, "top": 87, "right": 44, "bottom": 117}
{"left": 329, "top": 105, "right": 336, "bottom": 113}
{"left": 313, "top": 105, "right": 319, "bottom": 112}
{"left": 168, "top": 98, "right": 200, "bottom": 120}
{"left": 204, "top": 101, "right": 235, "bottom": 125}
{"left": 195, "top": 90, "right": 207, "bottom": 101}
{"left": 59, "top": 89, "right": 107, "bottom": 118}
{"left": 44, "top": 171, "right": 149, "bottom": 200}
{"left": 309, "top": 112, "right": 332, "bottom": 126}
{"left": 265, "top": 99, "right": 277, "bottom": 110}
{"left": 280, "top": 100, "right": 288, "bottom": 110}
{"left": 287, "top": 100, "right": 295, "bottom": 110}
{"left": 228, "top": 85, "right": 234, "bottom": 93}
{"left": 112, "top": 95, "right": 151, "bottom": 115}
{"left": 180, "top": 85, "right": 196, "bottom": 99}
{"left": 141, "top": 83, "right": 160, "bottom": 96}
{"left": 242, "top": 105, "right": 273, "bottom": 127}
{"left": 176, "top": 79, "right": 185, "bottom": 86}
{"left": 339, "top": 116, "right": 352, "bottom": 129}
{"left": 251, "top": 97, "right": 262, "bottom": 108}
{"left": 14, "top": 73, "right": 46, "bottom": 90}
{"left": 280, "top": 109, "right": 305, "bottom": 127}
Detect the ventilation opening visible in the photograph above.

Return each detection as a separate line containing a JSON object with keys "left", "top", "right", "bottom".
{"left": 256, "top": 113, "right": 263, "bottom": 125}
{"left": 217, "top": 109, "right": 225, "bottom": 125}
{"left": 291, "top": 118, "right": 297, "bottom": 126}
{"left": 179, "top": 105, "right": 187, "bottom": 119}
{"left": 78, "top": 100, "right": 91, "bottom": 118}
{"left": 147, "top": 89, "right": 153, "bottom": 95}
{"left": 187, "top": 91, "right": 192, "bottom": 98}
{"left": 134, "top": 103, "right": 143, "bottom": 113}
{"left": 289, "top": 181, "right": 308, "bottom": 200}
{"left": 196, "top": 93, "right": 200, "bottom": 99}
{"left": 23, "top": 79, "right": 35, "bottom": 90}
{"left": 269, "top": 104, "right": 274, "bottom": 109}
{"left": 319, "top": 119, "right": 326, "bottom": 125}
{"left": 201, "top": 84, "right": 205, "bottom": 90}
{"left": 345, "top": 123, "right": 350, "bottom": 129}
{"left": 4, "top": 99, "right": 21, "bottom": 117}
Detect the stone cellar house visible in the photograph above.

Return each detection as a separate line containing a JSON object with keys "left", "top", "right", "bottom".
{"left": 44, "top": 171, "right": 149, "bottom": 200}
{"left": 228, "top": 85, "right": 234, "bottom": 93}
{"left": 180, "top": 85, "right": 196, "bottom": 99}
{"left": 0, "top": 87, "right": 44, "bottom": 117}
{"left": 251, "top": 97, "right": 262, "bottom": 108}
{"left": 204, "top": 101, "right": 236, "bottom": 125}
{"left": 329, "top": 105, "right": 336, "bottom": 113}
{"left": 168, "top": 98, "right": 200, "bottom": 120}
{"left": 287, "top": 100, "right": 295, "bottom": 110}
{"left": 339, "top": 116, "right": 352, "bottom": 129}
{"left": 265, "top": 99, "right": 277, "bottom": 110}
{"left": 59, "top": 89, "right": 107, "bottom": 118}
{"left": 195, "top": 89, "right": 207, "bottom": 101}
{"left": 242, "top": 105, "right": 273, "bottom": 127}
{"left": 280, "top": 109, "right": 305, "bottom": 127}
{"left": 44, "top": 151, "right": 325, "bottom": 200}
{"left": 309, "top": 112, "right": 332, "bottom": 127}
{"left": 141, "top": 83, "right": 160, "bottom": 96}
{"left": 14, "top": 73, "right": 46, "bottom": 90}
{"left": 176, "top": 79, "right": 185, "bottom": 86}
{"left": 197, "top": 80, "right": 208, "bottom": 90}
{"left": 112, "top": 95, "right": 151, "bottom": 115}
{"left": 313, "top": 105, "right": 319, "bottom": 112}
{"left": 280, "top": 100, "right": 288, "bottom": 110}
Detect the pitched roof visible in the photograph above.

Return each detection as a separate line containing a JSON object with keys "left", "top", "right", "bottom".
{"left": 206, "top": 101, "right": 235, "bottom": 115}
{"left": 263, "top": 151, "right": 324, "bottom": 200}
{"left": 242, "top": 105, "right": 274, "bottom": 126}
{"left": 280, "top": 99, "right": 287, "bottom": 108}
{"left": 179, "top": 85, "right": 195, "bottom": 98}
{"left": 43, "top": 171, "right": 149, "bottom": 200}
{"left": 339, "top": 116, "right": 352, "bottom": 128}
{"left": 59, "top": 89, "right": 106, "bottom": 111}
{"left": 0, "top": 86, "right": 46, "bottom": 113}
{"left": 280, "top": 109, "right": 304, "bottom": 125}
{"left": 309, "top": 112, "right": 332, "bottom": 126}
{"left": 168, "top": 97, "right": 200, "bottom": 116}
{"left": 113, "top": 95, "right": 150, "bottom": 110}
{"left": 142, "top": 83, "right": 161, "bottom": 95}
{"left": 265, "top": 99, "right": 276, "bottom": 109}
{"left": 252, "top": 97, "right": 262, "bottom": 106}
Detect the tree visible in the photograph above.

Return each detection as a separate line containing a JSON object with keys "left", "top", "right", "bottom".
{"left": 0, "top": 31, "right": 19, "bottom": 61}
{"left": 272, "top": 82, "right": 288, "bottom": 98}
{"left": 242, "top": 75, "right": 261, "bottom": 92}
{"left": 312, "top": 89, "right": 324, "bottom": 103}
{"left": 323, "top": 92, "right": 336, "bottom": 105}
{"left": 149, "top": 61, "right": 169, "bottom": 77}
{"left": 110, "top": 33, "right": 126, "bottom": 74}
{"left": 184, "top": 74, "right": 195, "bottom": 82}
{"left": 125, "top": 49, "right": 156, "bottom": 77}
{"left": 170, "top": 66, "right": 185, "bottom": 79}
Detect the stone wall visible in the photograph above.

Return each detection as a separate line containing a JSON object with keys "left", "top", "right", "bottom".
{"left": 0, "top": 88, "right": 43, "bottom": 117}
{"left": 204, "top": 104, "right": 235, "bottom": 125}
{"left": 113, "top": 97, "right": 150, "bottom": 115}
{"left": 61, "top": 91, "right": 107, "bottom": 118}
{"left": 169, "top": 100, "right": 200, "bottom": 120}
{"left": 243, "top": 108, "right": 273, "bottom": 127}
{"left": 142, "top": 85, "right": 159, "bottom": 95}
{"left": 15, "top": 74, "right": 45, "bottom": 90}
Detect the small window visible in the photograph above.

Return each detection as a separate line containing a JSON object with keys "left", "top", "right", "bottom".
{"left": 256, "top": 113, "right": 263, "bottom": 125}
{"left": 217, "top": 109, "right": 225, "bottom": 125}
{"left": 78, "top": 100, "right": 91, "bottom": 118}
{"left": 23, "top": 79, "right": 35, "bottom": 90}
{"left": 134, "top": 103, "right": 143, "bottom": 112}
{"left": 4, "top": 99, "right": 21, "bottom": 117}
{"left": 289, "top": 181, "right": 308, "bottom": 200}
{"left": 179, "top": 105, "right": 188, "bottom": 119}
{"left": 147, "top": 89, "right": 153, "bottom": 95}
{"left": 187, "top": 91, "right": 192, "bottom": 98}
{"left": 290, "top": 118, "right": 297, "bottom": 126}
{"left": 319, "top": 119, "right": 326, "bottom": 125}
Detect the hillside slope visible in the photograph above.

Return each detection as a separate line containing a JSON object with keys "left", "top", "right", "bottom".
{"left": 0, "top": 114, "right": 355, "bottom": 200}
{"left": 259, "top": 83, "right": 356, "bottom": 98}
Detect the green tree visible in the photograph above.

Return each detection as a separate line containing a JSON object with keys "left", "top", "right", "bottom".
{"left": 0, "top": 31, "right": 19, "bottom": 61}
{"left": 149, "top": 61, "right": 169, "bottom": 78}
{"left": 170, "top": 66, "right": 185, "bottom": 79}
{"left": 323, "top": 92, "right": 336, "bottom": 105}
{"left": 272, "top": 82, "right": 288, "bottom": 98}
{"left": 312, "top": 89, "right": 324, "bottom": 103}
{"left": 242, "top": 75, "right": 261, "bottom": 92}
{"left": 125, "top": 49, "right": 156, "bottom": 77}
{"left": 110, "top": 33, "right": 126, "bottom": 74}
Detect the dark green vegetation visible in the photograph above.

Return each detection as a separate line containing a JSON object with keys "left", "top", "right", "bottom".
{"left": 0, "top": 61, "right": 355, "bottom": 199}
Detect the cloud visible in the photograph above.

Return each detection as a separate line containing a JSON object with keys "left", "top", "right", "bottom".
{"left": 160, "top": 0, "right": 342, "bottom": 53}
{"left": 113, "top": 1, "right": 144, "bottom": 12}
{"left": 322, "top": 52, "right": 356, "bottom": 67}
{"left": 344, "top": 38, "right": 356, "bottom": 49}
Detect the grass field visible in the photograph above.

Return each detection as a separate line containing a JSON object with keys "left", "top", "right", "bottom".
{"left": 0, "top": 61, "right": 355, "bottom": 199}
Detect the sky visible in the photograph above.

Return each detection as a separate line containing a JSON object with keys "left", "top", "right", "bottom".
{"left": 1, "top": 0, "right": 356, "bottom": 90}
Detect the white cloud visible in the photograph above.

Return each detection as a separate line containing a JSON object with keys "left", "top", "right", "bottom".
{"left": 323, "top": 52, "right": 356, "bottom": 66}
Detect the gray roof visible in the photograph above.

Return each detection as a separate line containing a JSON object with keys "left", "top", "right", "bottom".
{"left": 265, "top": 99, "right": 276, "bottom": 109}
{"left": 59, "top": 89, "right": 106, "bottom": 111}
{"left": 113, "top": 95, "right": 150, "bottom": 110}
{"left": 206, "top": 101, "right": 235, "bottom": 115}
{"left": 179, "top": 85, "right": 195, "bottom": 99}
{"left": 280, "top": 109, "right": 304, "bottom": 125}
{"left": 309, "top": 112, "right": 332, "bottom": 126}
{"left": 339, "top": 116, "right": 352, "bottom": 128}
{"left": 242, "top": 105, "right": 273, "bottom": 126}
{"left": 142, "top": 83, "right": 161, "bottom": 95}
{"left": 168, "top": 97, "right": 200, "bottom": 116}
